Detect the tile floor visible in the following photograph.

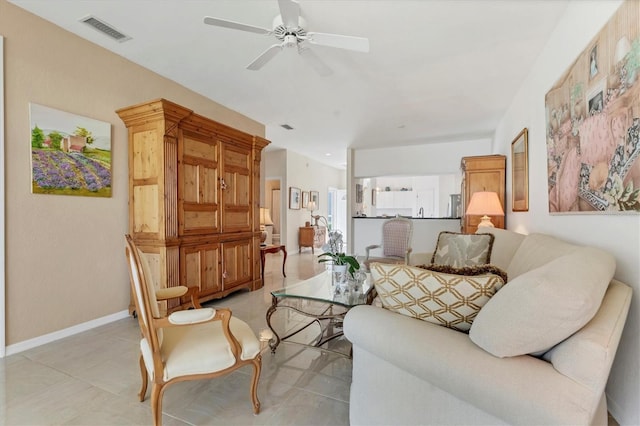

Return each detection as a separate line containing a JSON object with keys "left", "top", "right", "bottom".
{"left": 0, "top": 250, "right": 351, "bottom": 425}
{"left": 0, "top": 249, "right": 621, "bottom": 425}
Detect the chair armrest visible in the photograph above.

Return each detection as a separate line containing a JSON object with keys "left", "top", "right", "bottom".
{"left": 155, "top": 286, "right": 188, "bottom": 301}
{"left": 404, "top": 247, "right": 413, "bottom": 264}
{"left": 365, "top": 244, "right": 381, "bottom": 259}
{"left": 168, "top": 308, "right": 216, "bottom": 325}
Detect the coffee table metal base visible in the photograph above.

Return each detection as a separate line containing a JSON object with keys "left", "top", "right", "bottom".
{"left": 266, "top": 295, "right": 351, "bottom": 356}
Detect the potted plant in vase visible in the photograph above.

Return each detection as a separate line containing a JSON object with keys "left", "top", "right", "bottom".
{"left": 318, "top": 229, "right": 360, "bottom": 283}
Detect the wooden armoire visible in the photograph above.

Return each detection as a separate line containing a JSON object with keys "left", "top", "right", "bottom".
{"left": 460, "top": 155, "right": 506, "bottom": 234}
{"left": 117, "top": 99, "right": 269, "bottom": 313}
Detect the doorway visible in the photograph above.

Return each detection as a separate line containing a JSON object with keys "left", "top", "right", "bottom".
{"left": 328, "top": 187, "right": 347, "bottom": 245}
{"left": 265, "top": 178, "right": 282, "bottom": 246}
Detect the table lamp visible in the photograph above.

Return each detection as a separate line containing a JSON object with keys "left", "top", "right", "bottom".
{"left": 259, "top": 207, "right": 273, "bottom": 245}
{"left": 465, "top": 191, "right": 504, "bottom": 228}
{"left": 307, "top": 200, "right": 317, "bottom": 225}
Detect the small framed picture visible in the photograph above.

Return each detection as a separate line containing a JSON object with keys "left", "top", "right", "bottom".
{"left": 310, "top": 191, "right": 319, "bottom": 209}
{"left": 289, "top": 187, "right": 301, "bottom": 210}
{"left": 302, "top": 191, "right": 310, "bottom": 208}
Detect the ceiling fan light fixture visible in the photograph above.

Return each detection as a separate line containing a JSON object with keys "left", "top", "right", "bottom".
{"left": 203, "top": 0, "right": 368, "bottom": 74}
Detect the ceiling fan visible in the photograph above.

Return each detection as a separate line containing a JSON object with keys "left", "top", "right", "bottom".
{"left": 203, "top": 0, "right": 370, "bottom": 76}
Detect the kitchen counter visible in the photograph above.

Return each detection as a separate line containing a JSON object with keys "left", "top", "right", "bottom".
{"left": 353, "top": 216, "right": 461, "bottom": 220}
{"left": 351, "top": 217, "right": 461, "bottom": 258}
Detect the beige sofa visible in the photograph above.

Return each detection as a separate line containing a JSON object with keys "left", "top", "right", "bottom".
{"left": 344, "top": 228, "right": 632, "bottom": 425}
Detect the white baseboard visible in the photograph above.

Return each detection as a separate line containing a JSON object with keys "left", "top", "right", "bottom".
{"left": 4, "top": 310, "right": 130, "bottom": 356}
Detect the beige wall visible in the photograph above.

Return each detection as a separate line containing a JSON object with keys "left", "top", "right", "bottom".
{"left": 0, "top": 0, "right": 264, "bottom": 345}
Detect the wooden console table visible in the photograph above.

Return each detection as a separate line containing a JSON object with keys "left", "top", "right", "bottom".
{"left": 299, "top": 226, "right": 326, "bottom": 253}
{"left": 260, "top": 245, "right": 287, "bottom": 280}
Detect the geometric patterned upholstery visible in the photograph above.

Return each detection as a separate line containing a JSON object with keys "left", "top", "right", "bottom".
{"left": 382, "top": 217, "right": 413, "bottom": 257}
{"left": 431, "top": 231, "right": 494, "bottom": 267}
{"left": 371, "top": 263, "right": 505, "bottom": 332}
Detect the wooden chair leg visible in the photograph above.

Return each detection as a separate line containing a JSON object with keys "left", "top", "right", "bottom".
{"left": 138, "top": 354, "right": 148, "bottom": 402}
{"left": 250, "top": 355, "right": 262, "bottom": 414}
{"left": 151, "top": 383, "right": 164, "bottom": 426}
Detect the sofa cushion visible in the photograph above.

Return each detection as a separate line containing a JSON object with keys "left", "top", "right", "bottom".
{"left": 431, "top": 232, "right": 494, "bottom": 267}
{"left": 473, "top": 228, "right": 526, "bottom": 272}
{"left": 371, "top": 263, "right": 505, "bottom": 332}
{"left": 469, "top": 246, "right": 615, "bottom": 357}
{"left": 505, "top": 233, "right": 580, "bottom": 280}
{"left": 417, "top": 263, "right": 508, "bottom": 284}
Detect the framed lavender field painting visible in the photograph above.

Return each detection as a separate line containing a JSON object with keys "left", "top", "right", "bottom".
{"left": 30, "top": 103, "right": 112, "bottom": 197}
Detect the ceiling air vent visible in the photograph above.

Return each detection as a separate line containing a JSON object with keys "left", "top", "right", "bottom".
{"left": 280, "top": 124, "right": 294, "bottom": 130}
{"left": 79, "top": 15, "right": 131, "bottom": 43}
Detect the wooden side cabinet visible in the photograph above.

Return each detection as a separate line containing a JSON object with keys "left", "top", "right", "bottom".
{"left": 299, "top": 226, "right": 326, "bottom": 253}
{"left": 461, "top": 155, "right": 506, "bottom": 234}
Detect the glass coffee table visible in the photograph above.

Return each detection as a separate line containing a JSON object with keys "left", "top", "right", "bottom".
{"left": 265, "top": 270, "right": 375, "bottom": 357}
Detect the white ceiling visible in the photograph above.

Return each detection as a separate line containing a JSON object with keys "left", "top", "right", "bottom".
{"left": 10, "top": 0, "right": 569, "bottom": 169}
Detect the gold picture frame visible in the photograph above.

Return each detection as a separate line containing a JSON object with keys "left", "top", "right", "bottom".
{"left": 511, "top": 128, "right": 529, "bottom": 212}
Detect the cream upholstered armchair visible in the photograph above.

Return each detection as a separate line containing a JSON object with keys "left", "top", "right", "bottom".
{"left": 125, "top": 235, "right": 265, "bottom": 426}
{"left": 363, "top": 215, "right": 413, "bottom": 269}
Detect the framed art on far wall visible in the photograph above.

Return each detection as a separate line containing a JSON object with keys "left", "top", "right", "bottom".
{"left": 511, "top": 128, "right": 529, "bottom": 212}
{"left": 289, "top": 187, "right": 301, "bottom": 209}
{"left": 310, "top": 191, "right": 319, "bottom": 209}
{"left": 302, "top": 191, "right": 309, "bottom": 208}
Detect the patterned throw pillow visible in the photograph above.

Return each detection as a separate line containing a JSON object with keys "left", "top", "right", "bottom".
{"left": 431, "top": 231, "right": 495, "bottom": 267}
{"left": 371, "top": 263, "right": 505, "bottom": 332}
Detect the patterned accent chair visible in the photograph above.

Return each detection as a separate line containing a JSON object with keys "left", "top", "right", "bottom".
{"left": 363, "top": 215, "right": 413, "bottom": 269}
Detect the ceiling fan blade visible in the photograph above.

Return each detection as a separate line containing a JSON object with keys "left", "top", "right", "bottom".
{"left": 306, "top": 32, "right": 370, "bottom": 53}
{"left": 246, "top": 44, "right": 283, "bottom": 70}
{"left": 298, "top": 45, "right": 333, "bottom": 77}
{"left": 204, "top": 16, "right": 271, "bottom": 35}
{"left": 278, "top": 0, "right": 301, "bottom": 28}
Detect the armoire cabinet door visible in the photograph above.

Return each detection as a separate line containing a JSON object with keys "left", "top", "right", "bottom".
{"left": 179, "top": 131, "right": 220, "bottom": 235}
{"left": 222, "top": 239, "right": 252, "bottom": 290}
{"left": 221, "top": 144, "right": 251, "bottom": 232}
{"left": 461, "top": 155, "right": 506, "bottom": 234}
{"left": 181, "top": 243, "right": 222, "bottom": 297}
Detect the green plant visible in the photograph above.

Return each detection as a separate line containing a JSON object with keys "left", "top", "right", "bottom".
{"left": 318, "top": 251, "right": 360, "bottom": 277}
{"left": 317, "top": 229, "right": 360, "bottom": 277}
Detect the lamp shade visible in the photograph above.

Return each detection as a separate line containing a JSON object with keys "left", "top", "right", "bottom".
{"left": 466, "top": 192, "right": 504, "bottom": 216}
{"left": 307, "top": 201, "right": 317, "bottom": 212}
{"left": 260, "top": 208, "right": 273, "bottom": 226}
{"left": 466, "top": 191, "right": 504, "bottom": 228}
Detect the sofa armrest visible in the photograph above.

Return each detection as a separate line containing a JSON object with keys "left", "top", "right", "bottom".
{"left": 344, "top": 305, "right": 602, "bottom": 425}
{"left": 542, "top": 280, "right": 632, "bottom": 394}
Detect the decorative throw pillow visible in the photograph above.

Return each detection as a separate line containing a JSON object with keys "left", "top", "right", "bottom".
{"left": 416, "top": 263, "right": 508, "bottom": 284}
{"left": 371, "top": 262, "right": 505, "bottom": 332}
{"left": 431, "top": 232, "right": 495, "bottom": 267}
{"left": 469, "top": 247, "right": 615, "bottom": 357}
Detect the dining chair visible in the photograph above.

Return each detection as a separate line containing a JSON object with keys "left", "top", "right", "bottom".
{"left": 363, "top": 215, "right": 413, "bottom": 269}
